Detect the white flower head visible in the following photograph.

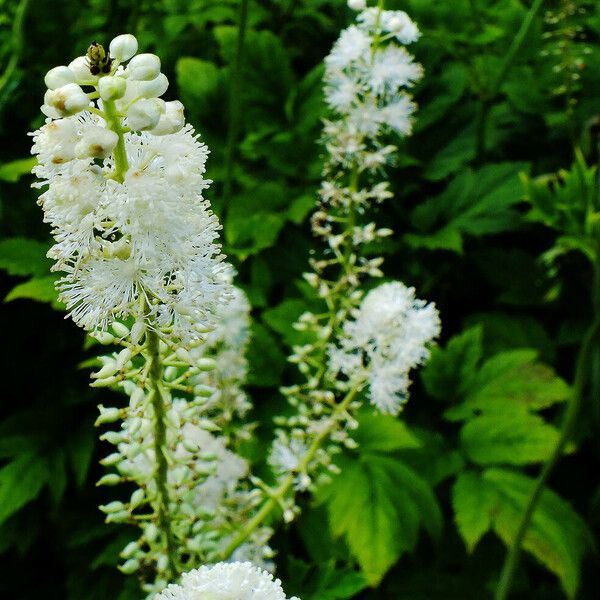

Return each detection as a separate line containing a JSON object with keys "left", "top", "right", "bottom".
{"left": 329, "top": 281, "right": 440, "bottom": 414}
{"left": 153, "top": 562, "right": 299, "bottom": 600}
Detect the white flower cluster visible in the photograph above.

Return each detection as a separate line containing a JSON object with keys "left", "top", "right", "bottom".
{"left": 250, "top": 4, "right": 438, "bottom": 512}
{"left": 31, "top": 34, "right": 227, "bottom": 341}
{"left": 153, "top": 562, "right": 299, "bottom": 600}
{"left": 329, "top": 281, "right": 441, "bottom": 414}
{"left": 323, "top": 3, "right": 422, "bottom": 170}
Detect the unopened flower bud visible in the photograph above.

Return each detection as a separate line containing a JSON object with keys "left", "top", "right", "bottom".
{"left": 128, "top": 53, "right": 161, "bottom": 81}
{"left": 130, "top": 321, "right": 146, "bottom": 345}
{"left": 75, "top": 126, "right": 119, "bottom": 159}
{"left": 149, "top": 100, "right": 185, "bottom": 135}
{"left": 119, "top": 559, "right": 140, "bottom": 574}
{"left": 68, "top": 56, "right": 97, "bottom": 83}
{"left": 135, "top": 73, "right": 169, "bottom": 98}
{"left": 99, "top": 500, "right": 126, "bottom": 513}
{"left": 44, "top": 66, "right": 75, "bottom": 90}
{"left": 197, "top": 357, "right": 216, "bottom": 371}
{"left": 109, "top": 34, "right": 138, "bottom": 62}
{"left": 95, "top": 405, "right": 121, "bottom": 425}
{"left": 348, "top": 0, "right": 366, "bottom": 10}
{"left": 98, "top": 75, "right": 127, "bottom": 101}
{"left": 127, "top": 98, "right": 164, "bottom": 131}
{"left": 111, "top": 322, "right": 130, "bottom": 337}
{"left": 43, "top": 83, "right": 89, "bottom": 117}
{"left": 96, "top": 473, "right": 121, "bottom": 486}
{"left": 193, "top": 384, "right": 214, "bottom": 398}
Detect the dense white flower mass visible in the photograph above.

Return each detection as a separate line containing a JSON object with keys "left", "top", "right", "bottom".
{"left": 329, "top": 282, "right": 441, "bottom": 414}
{"left": 31, "top": 34, "right": 228, "bottom": 341}
{"left": 154, "top": 562, "right": 299, "bottom": 600}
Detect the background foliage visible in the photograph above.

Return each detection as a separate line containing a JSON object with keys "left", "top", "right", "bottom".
{"left": 1, "top": 0, "right": 599, "bottom": 598}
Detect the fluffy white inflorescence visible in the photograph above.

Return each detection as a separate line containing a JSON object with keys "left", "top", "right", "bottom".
{"left": 329, "top": 282, "right": 441, "bottom": 414}
{"left": 324, "top": 6, "right": 422, "bottom": 146}
{"left": 153, "top": 562, "right": 299, "bottom": 600}
{"left": 30, "top": 34, "right": 229, "bottom": 342}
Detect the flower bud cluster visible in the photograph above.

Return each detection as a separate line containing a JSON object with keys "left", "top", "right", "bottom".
{"left": 94, "top": 289, "right": 270, "bottom": 595}
{"left": 31, "top": 34, "right": 226, "bottom": 342}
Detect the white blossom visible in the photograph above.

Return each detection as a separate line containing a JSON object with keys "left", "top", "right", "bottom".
{"left": 329, "top": 282, "right": 440, "bottom": 414}
{"left": 153, "top": 562, "right": 299, "bottom": 600}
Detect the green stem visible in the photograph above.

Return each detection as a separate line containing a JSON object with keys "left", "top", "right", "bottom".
{"left": 219, "top": 385, "right": 361, "bottom": 559}
{"left": 103, "top": 99, "right": 129, "bottom": 182}
{"left": 146, "top": 327, "right": 178, "bottom": 580}
{"left": 222, "top": 0, "right": 249, "bottom": 206}
{"left": 0, "top": 0, "right": 30, "bottom": 97}
{"left": 475, "top": 0, "right": 546, "bottom": 162}
{"left": 494, "top": 313, "right": 600, "bottom": 600}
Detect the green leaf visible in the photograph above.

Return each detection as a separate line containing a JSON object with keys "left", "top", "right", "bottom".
{"left": 176, "top": 57, "right": 222, "bottom": 117}
{"left": 0, "top": 452, "right": 49, "bottom": 525}
{"left": 485, "top": 468, "right": 594, "bottom": 598}
{"left": 460, "top": 413, "right": 561, "bottom": 465}
{"left": 0, "top": 157, "right": 35, "bottom": 182}
{"left": 4, "top": 275, "right": 61, "bottom": 306}
{"left": 445, "top": 349, "right": 570, "bottom": 420}
{"left": 421, "top": 326, "right": 483, "bottom": 402}
{"left": 322, "top": 454, "right": 441, "bottom": 585}
{"left": 407, "top": 163, "right": 529, "bottom": 252}
{"left": 263, "top": 298, "right": 314, "bottom": 347}
{"left": 452, "top": 471, "right": 497, "bottom": 552}
{"left": 0, "top": 237, "right": 51, "bottom": 276}
{"left": 246, "top": 322, "right": 285, "bottom": 387}
{"left": 353, "top": 411, "right": 421, "bottom": 453}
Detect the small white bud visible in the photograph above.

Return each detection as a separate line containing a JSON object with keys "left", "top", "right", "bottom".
{"left": 99, "top": 501, "right": 125, "bottom": 513}
{"left": 127, "top": 53, "right": 161, "bottom": 81}
{"left": 90, "top": 374, "right": 118, "bottom": 388}
{"left": 93, "top": 331, "right": 115, "bottom": 345}
{"left": 75, "top": 126, "right": 119, "bottom": 159}
{"left": 44, "top": 83, "right": 89, "bottom": 117}
{"left": 109, "top": 34, "right": 138, "bottom": 62}
{"left": 121, "top": 541, "right": 139, "bottom": 559}
{"left": 135, "top": 72, "right": 169, "bottom": 98}
{"left": 98, "top": 75, "right": 127, "bottom": 101}
{"left": 119, "top": 559, "right": 140, "bottom": 574}
{"left": 175, "top": 347, "right": 191, "bottom": 363}
{"left": 68, "top": 56, "right": 97, "bottom": 83}
{"left": 193, "top": 384, "right": 214, "bottom": 398}
{"left": 44, "top": 66, "right": 75, "bottom": 90}
{"left": 127, "top": 98, "right": 164, "bottom": 131}
{"left": 347, "top": 0, "right": 366, "bottom": 10}
{"left": 100, "top": 453, "right": 122, "bottom": 466}
{"left": 164, "top": 366, "right": 177, "bottom": 381}
{"left": 95, "top": 405, "right": 121, "bottom": 425}
{"left": 130, "top": 488, "right": 145, "bottom": 508}
{"left": 96, "top": 473, "right": 121, "bottom": 486}
{"left": 91, "top": 360, "right": 118, "bottom": 379}
{"left": 149, "top": 100, "right": 185, "bottom": 136}
{"left": 388, "top": 15, "right": 404, "bottom": 32}
{"left": 115, "top": 347, "right": 132, "bottom": 370}
{"left": 197, "top": 357, "right": 217, "bottom": 371}
{"left": 130, "top": 321, "right": 146, "bottom": 345}
{"left": 111, "top": 322, "right": 130, "bottom": 337}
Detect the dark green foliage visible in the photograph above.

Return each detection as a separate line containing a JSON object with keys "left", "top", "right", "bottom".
{"left": 1, "top": 0, "right": 600, "bottom": 598}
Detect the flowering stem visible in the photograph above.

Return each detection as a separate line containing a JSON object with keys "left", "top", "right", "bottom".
{"left": 103, "top": 98, "right": 129, "bottom": 182}
{"left": 146, "top": 326, "right": 178, "bottom": 580}
{"left": 475, "top": 0, "right": 545, "bottom": 162}
{"left": 219, "top": 384, "right": 361, "bottom": 560}
{"left": 494, "top": 310, "right": 600, "bottom": 600}
{"left": 222, "top": 0, "right": 249, "bottom": 205}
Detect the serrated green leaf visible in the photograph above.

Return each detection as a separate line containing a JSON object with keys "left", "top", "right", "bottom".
{"left": 460, "top": 413, "right": 561, "bottom": 465}
{"left": 452, "top": 471, "right": 497, "bottom": 552}
{"left": 421, "top": 326, "right": 483, "bottom": 402}
{"left": 323, "top": 454, "right": 441, "bottom": 585}
{"left": 484, "top": 468, "right": 595, "bottom": 598}
{"left": 0, "top": 238, "right": 51, "bottom": 276}
{"left": 408, "top": 163, "right": 529, "bottom": 252}
{"left": 445, "top": 349, "right": 570, "bottom": 420}
{"left": 0, "top": 452, "right": 49, "bottom": 525}
{"left": 353, "top": 411, "right": 421, "bottom": 453}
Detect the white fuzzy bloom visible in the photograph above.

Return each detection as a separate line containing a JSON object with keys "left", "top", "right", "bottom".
{"left": 348, "top": 0, "right": 366, "bottom": 10}
{"left": 153, "top": 562, "right": 299, "bottom": 600}
{"left": 326, "top": 26, "right": 371, "bottom": 70}
{"left": 74, "top": 126, "right": 118, "bottom": 158}
{"left": 357, "top": 8, "right": 421, "bottom": 44}
{"left": 329, "top": 282, "right": 440, "bottom": 414}
{"left": 109, "top": 34, "right": 138, "bottom": 62}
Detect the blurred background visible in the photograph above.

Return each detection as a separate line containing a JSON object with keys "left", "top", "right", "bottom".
{"left": 1, "top": 0, "right": 600, "bottom": 598}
